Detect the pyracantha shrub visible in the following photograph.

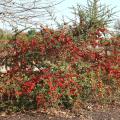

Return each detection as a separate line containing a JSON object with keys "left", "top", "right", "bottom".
{"left": 0, "top": 27, "right": 120, "bottom": 110}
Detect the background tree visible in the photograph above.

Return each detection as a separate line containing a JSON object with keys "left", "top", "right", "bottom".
{"left": 114, "top": 19, "right": 120, "bottom": 37}
{"left": 0, "top": 29, "right": 3, "bottom": 39}
{"left": 70, "top": 0, "right": 116, "bottom": 40}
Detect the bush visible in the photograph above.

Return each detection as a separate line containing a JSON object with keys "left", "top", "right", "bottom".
{"left": 0, "top": 27, "right": 120, "bottom": 111}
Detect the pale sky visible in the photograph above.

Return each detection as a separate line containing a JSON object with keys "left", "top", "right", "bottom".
{"left": 1, "top": 0, "right": 120, "bottom": 30}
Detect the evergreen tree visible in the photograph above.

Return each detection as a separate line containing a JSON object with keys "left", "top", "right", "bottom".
{"left": 71, "top": 0, "right": 115, "bottom": 40}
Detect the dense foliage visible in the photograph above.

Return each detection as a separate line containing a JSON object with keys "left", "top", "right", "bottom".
{"left": 0, "top": 26, "right": 120, "bottom": 112}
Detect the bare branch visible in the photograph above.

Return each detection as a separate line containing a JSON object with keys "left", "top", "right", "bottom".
{"left": 0, "top": 0, "right": 64, "bottom": 30}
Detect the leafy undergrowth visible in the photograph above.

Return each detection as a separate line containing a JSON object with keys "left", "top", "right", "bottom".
{"left": 0, "top": 27, "right": 120, "bottom": 114}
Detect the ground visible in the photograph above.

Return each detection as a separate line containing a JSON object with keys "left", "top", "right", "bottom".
{"left": 1, "top": 102, "right": 120, "bottom": 120}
